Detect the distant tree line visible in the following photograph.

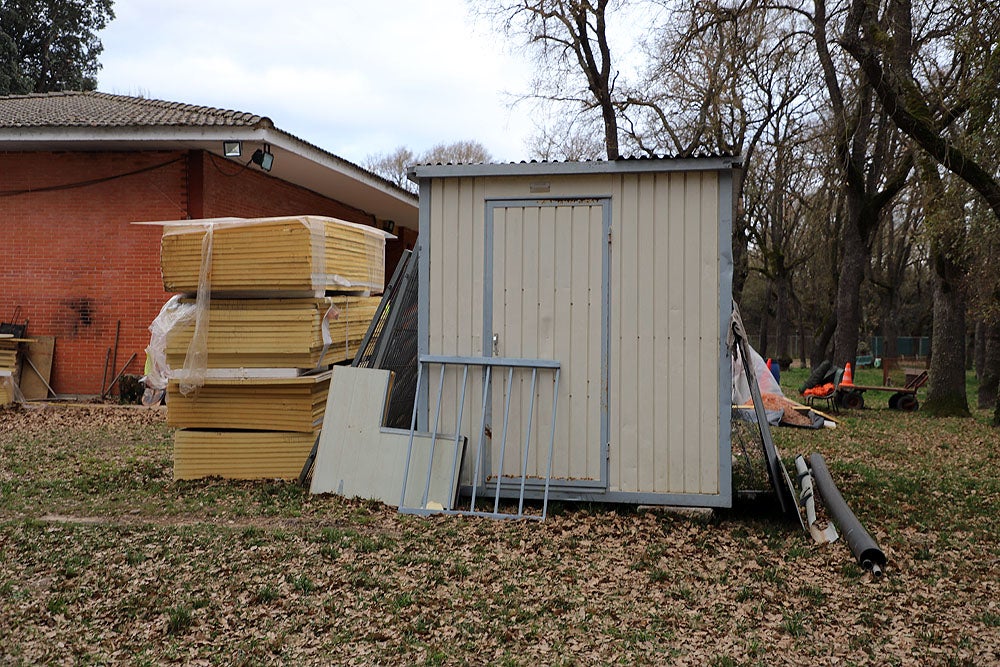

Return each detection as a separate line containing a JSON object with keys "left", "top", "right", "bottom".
{"left": 363, "top": 140, "right": 493, "bottom": 194}
{"left": 475, "top": 0, "right": 1000, "bottom": 422}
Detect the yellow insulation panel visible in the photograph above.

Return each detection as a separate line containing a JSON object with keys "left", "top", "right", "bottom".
{"left": 172, "top": 429, "right": 317, "bottom": 481}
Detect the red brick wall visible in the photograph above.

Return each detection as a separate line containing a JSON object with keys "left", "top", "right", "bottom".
{"left": 199, "top": 152, "right": 375, "bottom": 224}
{"left": 0, "top": 149, "right": 381, "bottom": 396}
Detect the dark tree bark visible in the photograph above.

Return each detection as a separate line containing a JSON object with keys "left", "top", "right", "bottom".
{"left": 925, "top": 253, "right": 970, "bottom": 415}
{"left": 773, "top": 272, "right": 793, "bottom": 366}
{"left": 918, "top": 158, "right": 971, "bottom": 415}
{"left": 810, "top": 315, "right": 837, "bottom": 368}
{"left": 980, "top": 319, "right": 1000, "bottom": 409}
{"left": 808, "top": 0, "right": 913, "bottom": 371}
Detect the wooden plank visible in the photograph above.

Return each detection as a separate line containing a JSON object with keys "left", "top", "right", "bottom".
{"left": 19, "top": 336, "right": 55, "bottom": 400}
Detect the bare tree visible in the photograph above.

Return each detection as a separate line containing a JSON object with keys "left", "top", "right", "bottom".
{"left": 363, "top": 146, "right": 417, "bottom": 191}
{"left": 421, "top": 140, "right": 493, "bottom": 165}
{"left": 477, "top": 0, "right": 625, "bottom": 159}
{"left": 526, "top": 112, "right": 605, "bottom": 161}
{"left": 365, "top": 141, "right": 493, "bottom": 194}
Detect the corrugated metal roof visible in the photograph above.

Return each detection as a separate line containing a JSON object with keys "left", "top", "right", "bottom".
{"left": 0, "top": 91, "right": 272, "bottom": 129}
{"left": 411, "top": 153, "right": 739, "bottom": 169}
{"left": 408, "top": 154, "right": 742, "bottom": 181}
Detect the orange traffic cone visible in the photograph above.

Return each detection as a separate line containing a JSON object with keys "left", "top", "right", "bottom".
{"left": 842, "top": 362, "right": 854, "bottom": 386}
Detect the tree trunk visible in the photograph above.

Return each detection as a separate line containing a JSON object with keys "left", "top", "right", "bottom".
{"left": 774, "top": 273, "right": 793, "bottom": 367}
{"left": 979, "top": 319, "right": 1000, "bottom": 409}
{"left": 810, "top": 315, "right": 837, "bottom": 368}
{"left": 923, "top": 255, "right": 970, "bottom": 416}
{"left": 758, "top": 291, "right": 771, "bottom": 358}
{"left": 732, "top": 223, "right": 749, "bottom": 305}
{"left": 833, "top": 198, "right": 868, "bottom": 370}
{"left": 974, "top": 319, "right": 986, "bottom": 381}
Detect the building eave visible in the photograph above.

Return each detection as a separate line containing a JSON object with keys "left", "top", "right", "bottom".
{"left": 0, "top": 125, "right": 419, "bottom": 229}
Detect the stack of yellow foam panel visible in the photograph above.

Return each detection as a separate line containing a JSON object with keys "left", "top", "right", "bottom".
{"left": 160, "top": 216, "right": 385, "bottom": 294}
{"left": 163, "top": 296, "right": 379, "bottom": 370}
{"left": 166, "top": 373, "right": 331, "bottom": 433}
{"left": 155, "top": 216, "right": 386, "bottom": 481}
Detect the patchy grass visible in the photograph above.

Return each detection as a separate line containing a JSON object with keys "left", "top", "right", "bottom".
{"left": 1, "top": 398, "right": 999, "bottom": 664}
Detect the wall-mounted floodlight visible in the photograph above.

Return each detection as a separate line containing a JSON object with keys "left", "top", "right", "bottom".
{"left": 250, "top": 146, "right": 274, "bottom": 172}
{"left": 223, "top": 141, "right": 242, "bottom": 157}
{"left": 382, "top": 219, "right": 395, "bottom": 234}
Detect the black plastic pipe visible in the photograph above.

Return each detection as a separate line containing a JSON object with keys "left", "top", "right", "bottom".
{"left": 809, "top": 453, "right": 887, "bottom": 577}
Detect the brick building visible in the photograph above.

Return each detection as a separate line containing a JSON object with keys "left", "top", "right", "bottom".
{"left": 0, "top": 92, "right": 418, "bottom": 396}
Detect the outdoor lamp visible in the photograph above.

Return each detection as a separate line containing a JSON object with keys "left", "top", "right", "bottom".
{"left": 223, "top": 141, "right": 242, "bottom": 157}
{"left": 251, "top": 146, "right": 274, "bottom": 172}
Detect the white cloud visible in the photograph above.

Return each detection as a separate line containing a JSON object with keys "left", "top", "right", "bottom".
{"left": 99, "top": 0, "right": 536, "bottom": 162}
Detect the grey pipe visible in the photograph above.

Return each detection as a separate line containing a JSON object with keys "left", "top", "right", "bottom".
{"left": 809, "top": 453, "right": 886, "bottom": 577}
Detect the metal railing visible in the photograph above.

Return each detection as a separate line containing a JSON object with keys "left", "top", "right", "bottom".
{"left": 399, "top": 354, "right": 561, "bottom": 521}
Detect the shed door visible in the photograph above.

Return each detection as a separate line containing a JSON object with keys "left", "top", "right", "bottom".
{"left": 486, "top": 199, "right": 609, "bottom": 487}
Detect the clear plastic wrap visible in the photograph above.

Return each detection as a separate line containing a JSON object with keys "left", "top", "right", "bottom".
{"left": 144, "top": 295, "right": 197, "bottom": 391}
{"left": 156, "top": 216, "right": 390, "bottom": 294}
{"left": 732, "top": 341, "right": 784, "bottom": 405}
{"left": 0, "top": 372, "right": 25, "bottom": 406}
{"left": 143, "top": 216, "right": 391, "bottom": 393}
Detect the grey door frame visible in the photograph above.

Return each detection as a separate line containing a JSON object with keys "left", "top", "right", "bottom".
{"left": 483, "top": 197, "right": 610, "bottom": 491}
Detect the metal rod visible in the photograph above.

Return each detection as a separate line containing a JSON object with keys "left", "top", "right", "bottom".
{"left": 447, "top": 364, "right": 470, "bottom": 511}
{"left": 109, "top": 320, "right": 121, "bottom": 398}
{"left": 419, "top": 364, "right": 447, "bottom": 509}
{"left": 517, "top": 368, "right": 538, "bottom": 517}
{"left": 420, "top": 354, "right": 560, "bottom": 369}
{"left": 469, "top": 365, "right": 492, "bottom": 512}
{"left": 399, "top": 361, "right": 425, "bottom": 508}
{"left": 103, "top": 353, "right": 137, "bottom": 400}
{"left": 99, "top": 347, "right": 111, "bottom": 398}
{"left": 493, "top": 366, "right": 515, "bottom": 516}
{"left": 542, "top": 368, "right": 560, "bottom": 520}
{"left": 23, "top": 355, "right": 56, "bottom": 398}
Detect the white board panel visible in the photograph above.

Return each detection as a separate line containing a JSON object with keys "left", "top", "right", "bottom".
{"left": 311, "top": 367, "right": 463, "bottom": 509}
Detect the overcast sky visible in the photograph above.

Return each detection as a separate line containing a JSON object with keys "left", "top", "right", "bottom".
{"left": 97, "top": 0, "right": 538, "bottom": 165}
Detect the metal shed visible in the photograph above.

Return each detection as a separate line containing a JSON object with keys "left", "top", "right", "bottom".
{"left": 407, "top": 157, "right": 739, "bottom": 509}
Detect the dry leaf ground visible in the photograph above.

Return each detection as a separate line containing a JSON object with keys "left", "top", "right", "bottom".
{"left": 1, "top": 371, "right": 998, "bottom": 666}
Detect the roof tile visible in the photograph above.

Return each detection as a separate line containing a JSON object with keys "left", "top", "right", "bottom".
{"left": 0, "top": 91, "right": 272, "bottom": 129}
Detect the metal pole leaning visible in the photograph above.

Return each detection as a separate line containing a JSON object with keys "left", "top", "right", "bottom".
{"left": 420, "top": 364, "right": 448, "bottom": 509}
{"left": 400, "top": 361, "right": 425, "bottom": 508}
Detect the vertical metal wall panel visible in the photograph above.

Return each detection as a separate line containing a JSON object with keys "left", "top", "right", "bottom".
{"left": 699, "top": 173, "right": 722, "bottom": 493}
{"left": 609, "top": 171, "right": 720, "bottom": 495}
{"left": 651, "top": 174, "right": 673, "bottom": 493}
{"left": 427, "top": 177, "right": 487, "bottom": 485}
